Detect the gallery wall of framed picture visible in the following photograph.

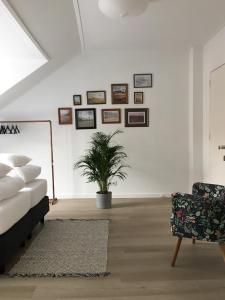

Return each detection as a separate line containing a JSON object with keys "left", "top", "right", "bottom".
{"left": 134, "top": 92, "right": 144, "bottom": 104}
{"left": 75, "top": 108, "right": 96, "bottom": 130}
{"left": 58, "top": 108, "right": 73, "bottom": 125}
{"left": 73, "top": 95, "right": 82, "bottom": 105}
{"left": 125, "top": 108, "right": 149, "bottom": 127}
{"left": 133, "top": 73, "right": 152, "bottom": 88}
{"left": 111, "top": 83, "right": 128, "bottom": 104}
{"left": 58, "top": 73, "right": 153, "bottom": 129}
{"left": 87, "top": 91, "right": 106, "bottom": 105}
{"left": 102, "top": 109, "right": 121, "bottom": 124}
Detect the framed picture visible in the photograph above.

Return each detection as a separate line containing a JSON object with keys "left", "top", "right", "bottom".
{"left": 73, "top": 95, "right": 82, "bottom": 105}
{"left": 75, "top": 108, "right": 96, "bottom": 129}
{"left": 87, "top": 91, "right": 106, "bottom": 105}
{"left": 125, "top": 108, "right": 149, "bottom": 127}
{"left": 102, "top": 109, "right": 121, "bottom": 124}
{"left": 58, "top": 107, "right": 73, "bottom": 125}
{"left": 133, "top": 74, "right": 153, "bottom": 88}
{"left": 134, "top": 92, "right": 144, "bottom": 104}
{"left": 111, "top": 83, "right": 128, "bottom": 104}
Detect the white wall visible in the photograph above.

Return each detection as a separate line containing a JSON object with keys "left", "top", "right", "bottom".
{"left": 188, "top": 46, "right": 204, "bottom": 187}
{"left": 0, "top": 49, "right": 190, "bottom": 198}
{"left": 203, "top": 26, "right": 225, "bottom": 180}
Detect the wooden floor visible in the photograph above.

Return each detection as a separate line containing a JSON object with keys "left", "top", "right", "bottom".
{"left": 0, "top": 198, "right": 225, "bottom": 299}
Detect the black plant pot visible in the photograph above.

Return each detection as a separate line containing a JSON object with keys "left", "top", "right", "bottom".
{"left": 96, "top": 192, "right": 112, "bottom": 209}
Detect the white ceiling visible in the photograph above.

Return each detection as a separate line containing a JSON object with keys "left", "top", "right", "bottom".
{"left": 0, "top": 0, "right": 81, "bottom": 109}
{"left": 77, "top": 0, "right": 225, "bottom": 50}
{"left": 1, "top": 0, "right": 225, "bottom": 109}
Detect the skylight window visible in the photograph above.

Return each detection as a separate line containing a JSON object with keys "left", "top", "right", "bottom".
{"left": 0, "top": 0, "right": 48, "bottom": 95}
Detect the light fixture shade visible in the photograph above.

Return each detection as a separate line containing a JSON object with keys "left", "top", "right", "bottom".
{"left": 98, "top": 0, "right": 150, "bottom": 19}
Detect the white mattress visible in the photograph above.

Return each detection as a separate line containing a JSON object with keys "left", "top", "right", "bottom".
{"left": 0, "top": 191, "right": 30, "bottom": 235}
{"left": 22, "top": 179, "right": 47, "bottom": 208}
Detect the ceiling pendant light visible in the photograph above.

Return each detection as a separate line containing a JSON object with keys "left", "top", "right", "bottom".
{"left": 98, "top": 0, "right": 150, "bottom": 19}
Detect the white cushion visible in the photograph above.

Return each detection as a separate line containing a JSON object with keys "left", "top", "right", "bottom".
{"left": 0, "top": 176, "right": 25, "bottom": 201}
{"left": 0, "top": 154, "right": 31, "bottom": 167}
{"left": 13, "top": 165, "right": 41, "bottom": 184}
{"left": 0, "top": 163, "right": 12, "bottom": 178}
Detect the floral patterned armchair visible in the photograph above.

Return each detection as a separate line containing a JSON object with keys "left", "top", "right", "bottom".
{"left": 170, "top": 182, "right": 225, "bottom": 266}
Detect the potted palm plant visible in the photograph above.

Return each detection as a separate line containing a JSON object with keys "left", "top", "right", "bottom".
{"left": 75, "top": 129, "right": 128, "bottom": 209}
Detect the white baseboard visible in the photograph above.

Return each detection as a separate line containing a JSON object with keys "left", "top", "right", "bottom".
{"left": 57, "top": 193, "right": 172, "bottom": 199}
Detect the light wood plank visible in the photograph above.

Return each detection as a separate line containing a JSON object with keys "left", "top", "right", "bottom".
{"left": 0, "top": 198, "right": 224, "bottom": 300}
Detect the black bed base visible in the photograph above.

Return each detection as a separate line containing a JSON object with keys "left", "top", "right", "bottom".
{"left": 0, "top": 196, "right": 49, "bottom": 274}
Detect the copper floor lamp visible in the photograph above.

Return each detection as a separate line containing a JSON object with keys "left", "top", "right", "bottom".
{"left": 0, "top": 120, "right": 57, "bottom": 205}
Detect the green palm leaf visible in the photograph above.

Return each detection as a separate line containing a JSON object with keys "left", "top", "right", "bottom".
{"left": 74, "top": 130, "right": 129, "bottom": 193}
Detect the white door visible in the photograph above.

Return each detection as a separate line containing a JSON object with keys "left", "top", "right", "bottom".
{"left": 209, "top": 64, "right": 225, "bottom": 185}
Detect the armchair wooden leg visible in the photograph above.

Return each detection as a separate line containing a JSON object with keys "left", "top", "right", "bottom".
{"left": 219, "top": 244, "right": 225, "bottom": 262}
{"left": 192, "top": 238, "right": 196, "bottom": 245}
{"left": 171, "top": 237, "right": 183, "bottom": 267}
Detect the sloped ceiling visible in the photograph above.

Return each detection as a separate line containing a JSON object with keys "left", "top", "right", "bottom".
{"left": 2, "top": 0, "right": 225, "bottom": 110}
{"left": 0, "top": 0, "right": 81, "bottom": 109}
{"left": 78, "top": 0, "right": 225, "bottom": 50}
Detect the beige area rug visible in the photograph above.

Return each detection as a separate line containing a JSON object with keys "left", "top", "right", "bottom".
{"left": 8, "top": 219, "right": 110, "bottom": 277}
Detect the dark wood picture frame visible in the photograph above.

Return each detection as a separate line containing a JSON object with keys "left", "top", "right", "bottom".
{"left": 87, "top": 91, "right": 106, "bottom": 105}
{"left": 134, "top": 92, "right": 144, "bottom": 104}
{"left": 73, "top": 95, "right": 82, "bottom": 105}
{"left": 75, "top": 108, "right": 96, "bottom": 130}
{"left": 102, "top": 109, "right": 121, "bottom": 124}
{"left": 133, "top": 74, "right": 153, "bottom": 88}
{"left": 58, "top": 107, "right": 73, "bottom": 125}
{"left": 125, "top": 108, "right": 149, "bottom": 127}
{"left": 111, "top": 83, "right": 128, "bottom": 104}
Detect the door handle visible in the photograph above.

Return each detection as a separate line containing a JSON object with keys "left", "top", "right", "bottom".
{"left": 218, "top": 145, "right": 225, "bottom": 150}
